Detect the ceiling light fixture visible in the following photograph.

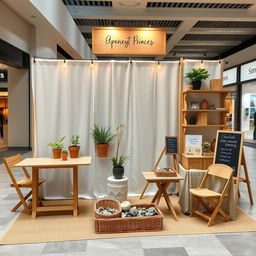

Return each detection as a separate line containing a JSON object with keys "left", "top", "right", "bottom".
{"left": 119, "top": 0, "right": 140, "bottom": 7}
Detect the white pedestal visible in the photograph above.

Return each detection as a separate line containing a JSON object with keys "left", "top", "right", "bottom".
{"left": 107, "top": 176, "right": 128, "bottom": 202}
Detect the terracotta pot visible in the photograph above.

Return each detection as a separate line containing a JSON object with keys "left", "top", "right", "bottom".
{"left": 68, "top": 146, "right": 80, "bottom": 158}
{"left": 52, "top": 149, "right": 61, "bottom": 159}
{"left": 97, "top": 144, "right": 109, "bottom": 157}
{"left": 113, "top": 166, "right": 124, "bottom": 179}
{"left": 61, "top": 152, "right": 68, "bottom": 161}
{"left": 186, "top": 84, "right": 193, "bottom": 90}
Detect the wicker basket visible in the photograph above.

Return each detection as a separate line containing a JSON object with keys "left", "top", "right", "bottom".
{"left": 94, "top": 199, "right": 121, "bottom": 219}
{"left": 154, "top": 167, "right": 177, "bottom": 177}
{"left": 95, "top": 203, "right": 163, "bottom": 233}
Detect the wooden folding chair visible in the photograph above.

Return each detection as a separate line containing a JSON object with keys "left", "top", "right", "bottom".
{"left": 190, "top": 164, "right": 233, "bottom": 227}
{"left": 3, "top": 154, "right": 46, "bottom": 214}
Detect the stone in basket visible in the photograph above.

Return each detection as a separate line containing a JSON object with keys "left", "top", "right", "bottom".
{"left": 94, "top": 199, "right": 121, "bottom": 218}
{"left": 154, "top": 167, "right": 177, "bottom": 177}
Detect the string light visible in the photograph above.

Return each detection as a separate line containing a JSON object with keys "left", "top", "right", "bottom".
{"left": 199, "top": 60, "right": 205, "bottom": 69}
{"left": 157, "top": 61, "right": 160, "bottom": 68}
{"left": 91, "top": 59, "right": 94, "bottom": 68}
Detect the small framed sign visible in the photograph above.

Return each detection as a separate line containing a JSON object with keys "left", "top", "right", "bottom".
{"left": 0, "top": 70, "right": 7, "bottom": 83}
{"left": 165, "top": 136, "right": 178, "bottom": 155}
{"left": 185, "top": 135, "right": 202, "bottom": 156}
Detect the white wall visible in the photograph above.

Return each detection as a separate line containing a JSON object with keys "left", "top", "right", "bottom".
{"left": 224, "top": 44, "right": 256, "bottom": 70}
{"left": 0, "top": 1, "right": 30, "bottom": 53}
{"left": 241, "top": 81, "right": 256, "bottom": 139}
{"left": 8, "top": 66, "right": 29, "bottom": 147}
{"left": 29, "top": 0, "right": 92, "bottom": 59}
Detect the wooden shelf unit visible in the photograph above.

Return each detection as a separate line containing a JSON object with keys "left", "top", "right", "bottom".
{"left": 180, "top": 90, "right": 229, "bottom": 170}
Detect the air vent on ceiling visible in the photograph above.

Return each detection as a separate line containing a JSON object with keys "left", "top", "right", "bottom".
{"left": 82, "top": 33, "right": 92, "bottom": 39}
{"left": 75, "top": 19, "right": 181, "bottom": 28}
{"left": 194, "top": 21, "right": 256, "bottom": 28}
{"left": 147, "top": 2, "right": 252, "bottom": 9}
{"left": 62, "top": 0, "right": 112, "bottom": 7}
{"left": 182, "top": 34, "right": 253, "bottom": 41}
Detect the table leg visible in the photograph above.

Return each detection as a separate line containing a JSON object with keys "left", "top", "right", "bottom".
{"left": 73, "top": 166, "right": 78, "bottom": 216}
{"left": 151, "top": 189, "right": 161, "bottom": 204}
{"left": 156, "top": 182, "right": 178, "bottom": 221}
{"left": 32, "top": 167, "right": 38, "bottom": 219}
{"left": 155, "top": 183, "right": 168, "bottom": 205}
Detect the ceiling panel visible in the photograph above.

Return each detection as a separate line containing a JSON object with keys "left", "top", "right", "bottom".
{"left": 62, "top": 0, "right": 256, "bottom": 60}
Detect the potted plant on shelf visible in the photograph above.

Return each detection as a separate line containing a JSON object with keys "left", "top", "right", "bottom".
{"left": 69, "top": 135, "right": 80, "bottom": 158}
{"left": 91, "top": 124, "right": 115, "bottom": 157}
{"left": 202, "top": 141, "right": 213, "bottom": 156}
{"left": 111, "top": 124, "right": 129, "bottom": 179}
{"left": 61, "top": 149, "right": 68, "bottom": 161}
{"left": 47, "top": 136, "right": 66, "bottom": 159}
{"left": 185, "top": 68, "right": 210, "bottom": 90}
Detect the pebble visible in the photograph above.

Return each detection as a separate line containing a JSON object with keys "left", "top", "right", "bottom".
{"left": 96, "top": 207, "right": 118, "bottom": 215}
{"left": 121, "top": 206, "right": 158, "bottom": 218}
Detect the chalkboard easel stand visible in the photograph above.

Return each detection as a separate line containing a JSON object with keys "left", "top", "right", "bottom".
{"left": 140, "top": 146, "right": 179, "bottom": 199}
{"left": 233, "top": 149, "right": 253, "bottom": 205}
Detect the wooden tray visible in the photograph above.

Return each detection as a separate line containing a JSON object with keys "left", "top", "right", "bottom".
{"left": 94, "top": 203, "right": 163, "bottom": 233}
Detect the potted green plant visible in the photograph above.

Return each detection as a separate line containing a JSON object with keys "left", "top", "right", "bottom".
{"left": 69, "top": 135, "right": 80, "bottom": 158}
{"left": 47, "top": 136, "right": 66, "bottom": 159}
{"left": 202, "top": 141, "right": 213, "bottom": 156}
{"left": 185, "top": 68, "right": 210, "bottom": 90}
{"left": 91, "top": 124, "right": 115, "bottom": 157}
{"left": 61, "top": 149, "right": 68, "bottom": 161}
{"left": 111, "top": 124, "right": 129, "bottom": 179}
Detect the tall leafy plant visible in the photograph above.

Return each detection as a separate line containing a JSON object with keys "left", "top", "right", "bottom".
{"left": 111, "top": 124, "right": 129, "bottom": 167}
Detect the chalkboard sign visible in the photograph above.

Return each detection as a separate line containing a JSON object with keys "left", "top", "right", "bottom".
{"left": 214, "top": 131, "right": 244, "bottom": 176}
{"left": 165, "top": 136, "right": 178, "bottom": 155}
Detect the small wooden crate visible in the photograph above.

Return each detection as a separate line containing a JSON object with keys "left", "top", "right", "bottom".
{"left": 94, "top": 203, "right": 163, "bottom": 233}
{"left": 154, "top": 168, "right": 177, "bottom": 177}
{"left": 210, "top": 79, "right": 223, "bottom": 90}
{"left": 94, "top": 199, "right": 121, "bottom": 219}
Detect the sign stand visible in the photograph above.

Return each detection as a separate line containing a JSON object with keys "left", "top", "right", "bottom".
{"left": 213, "top": 131, "right": 253, "bottom": 218}
{"left": 140, "top": 136, "right": 179, "bottom": 199}
{"left": 234, "top": 149, "right": 253, "bottom": 204}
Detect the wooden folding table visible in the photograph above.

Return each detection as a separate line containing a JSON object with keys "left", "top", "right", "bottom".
{"left": 142, "top": 172, "right": 183, "bottom": 221}
{"left": 15, "top": 157, "right": 91, "bottom": 219}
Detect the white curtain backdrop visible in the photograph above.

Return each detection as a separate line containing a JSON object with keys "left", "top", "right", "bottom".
{"left": 32, "top": 59, "right": 179, "bottom": 199}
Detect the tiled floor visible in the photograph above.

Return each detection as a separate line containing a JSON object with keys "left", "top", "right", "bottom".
{"left": 0, "top": 147, "right": 256, "bottom": 255}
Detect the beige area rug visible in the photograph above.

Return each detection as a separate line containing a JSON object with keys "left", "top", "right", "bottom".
{"left": 1, "top": 196, "right": 256, "bottom": 244}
